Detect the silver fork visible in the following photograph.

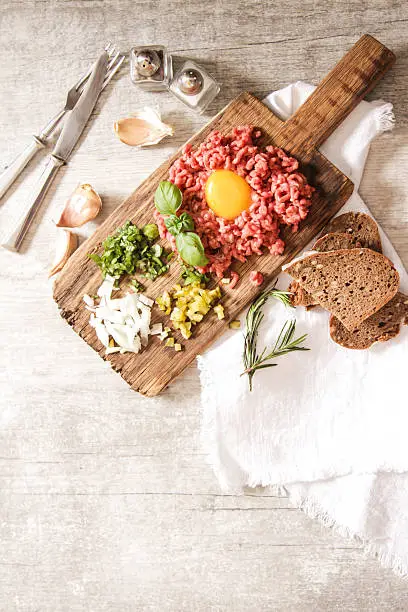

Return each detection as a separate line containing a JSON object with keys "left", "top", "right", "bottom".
{"left": 0, "top": 43, "right": 125, "bottom": 200}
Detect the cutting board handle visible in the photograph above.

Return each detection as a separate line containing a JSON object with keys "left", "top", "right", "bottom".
{"left": 278, "top": 35, "right": 395, "bottom": 159}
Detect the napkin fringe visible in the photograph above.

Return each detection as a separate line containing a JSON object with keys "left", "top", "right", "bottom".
{"left": 373, "top": 102, "right": 395, "bottom": 133}
{"left": 288, "top": 489, "right": 408, "bottom": 578}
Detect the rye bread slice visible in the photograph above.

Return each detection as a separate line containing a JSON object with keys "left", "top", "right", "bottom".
{"left": 289, "top": 233, "right": 361, "bottom": 309}
{"left": 321, "top": 212, "right": 382, "bottom": 252}
{"left": 313, "top": 232, "right": 362, "bottom": 252}
{"left": 284, "top": 248, "right": 400, "bottom": 331}
{"left": 329, "top": 292, "right": 408, "bottom": 349}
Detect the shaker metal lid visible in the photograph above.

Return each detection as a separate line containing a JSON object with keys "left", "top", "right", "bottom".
{"left": 135, "top": 49, "right": 161, "bottom": 77}
{"left": 177, "top": 68, "right": 204, "bottom": 95}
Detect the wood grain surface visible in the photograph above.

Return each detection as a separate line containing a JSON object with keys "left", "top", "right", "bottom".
{"left": 54, "top": 35, "right": 393, "bottom": 396}
{"left": 1, "top": 1, "right": 408, "bottom": 610}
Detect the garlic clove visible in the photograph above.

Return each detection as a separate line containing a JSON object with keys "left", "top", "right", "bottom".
{"left": 114, "top": 107, "right": 173, "bottom": 147}
{"left": 55, "top": 183, "right": 102, "bottom": 228}
{"left": 49, "top": 229, "right": 78, "bottom": 277}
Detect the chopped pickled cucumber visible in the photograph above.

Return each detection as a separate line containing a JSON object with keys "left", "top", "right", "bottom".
{"left": 156, "top": 280, "right": 223, "bottom": 341}
{"left": 156, "top": 290, "right": 172, "bottom": 315}
{"left": 229, "top": 320, "right": 241, "bottom": 329}
{"left": 213, "top": 304, "right": 225, "bottom": 320}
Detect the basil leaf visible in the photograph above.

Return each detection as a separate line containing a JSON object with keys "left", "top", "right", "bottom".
{"left": 176, "top": 232, "right": 208, "bottom": 267}
{"left": 165, "top": 212, "right": 195, "bottom": 237}
{"left": 164, "top": 215, "right": 182, "bottom": 236}
{"left": 154, "top": 181, "right": 182, "bottom": 215}
{"left": 178, "top": 212, "right": 195, "bottom": 232}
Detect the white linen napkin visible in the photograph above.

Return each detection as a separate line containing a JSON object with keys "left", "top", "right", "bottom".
{"left": 198, "top": 82, "right": 408, "bottom": 575}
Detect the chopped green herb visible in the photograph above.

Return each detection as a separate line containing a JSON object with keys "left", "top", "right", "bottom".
{"left": 181, "top": 264, "right": 209, "bottom": 286}
{"left": 129, "top": 279, "right": 145, "bottom": 293}
{"left": 89, "top": 221, "right": 169, "bottom": 281}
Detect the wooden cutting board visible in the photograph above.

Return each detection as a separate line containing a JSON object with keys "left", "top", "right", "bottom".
{"left": 53, "top": 35, "right": 395, "bottom": 396}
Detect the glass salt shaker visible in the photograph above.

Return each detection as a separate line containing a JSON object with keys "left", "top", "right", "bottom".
{"left": 169, "top": 60, "right": 220, "bottom": 114}
{"left": 130, "top": 45, "right": 173, "bottom": 91}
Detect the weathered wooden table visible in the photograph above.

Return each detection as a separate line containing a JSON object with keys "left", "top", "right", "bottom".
{"left": 1, "top": 1, "right": 407, "bottom": 610}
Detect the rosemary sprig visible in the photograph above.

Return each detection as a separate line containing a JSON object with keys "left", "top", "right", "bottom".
{"left": 241, "top": 288, "right": 309, "bottom": 391}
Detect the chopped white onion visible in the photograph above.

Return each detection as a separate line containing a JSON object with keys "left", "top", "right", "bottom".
{"left": 83, "top": 294, "right": 95, "bottom": 307}
{"left": 105, "top": 346, "right": 121, "bottom": 355}
{"left": 97, "top": 275, "right": 117, "bottom": 299}
{"left": 94, "top": 306, "right": 126, "bottom": 325}
{"left": 94, "top": 322, "right": 110, "bottom": 348}
{"left": 150, "top": 323, "right": 163, "bottom": 335}
{"left": 85, "top": 280, "right": 158, "bottom": 355}
{"left": 138, "top": 293, "right": 154, "bottom": 308}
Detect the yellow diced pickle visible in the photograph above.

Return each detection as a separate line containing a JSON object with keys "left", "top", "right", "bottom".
{"left": 179, "top": 323, "right": 192, "bottom": 339}
{"left": 187, "top": 311, "right": 204, "bottom": 323}
{"left": 165, "top": 337, "right": 175, "bottom": 347}
{"left": 170, "top": 306, "right": 185, "bottom": 322}
{"left": 213, "top": 304, "right": 225, "bottom": 320}
{"left": 157, "top": 280, "right": 223, "bottom": 341}
{"left": 229, "top": 320, "right": 241, "bottom": 329}
{"left": 174, "top": 343, "right": 182, "bottom": 352}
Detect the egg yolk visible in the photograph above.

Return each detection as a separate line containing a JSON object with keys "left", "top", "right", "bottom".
{"left": 205, "top": 170, "right": 251, "bottom": 220}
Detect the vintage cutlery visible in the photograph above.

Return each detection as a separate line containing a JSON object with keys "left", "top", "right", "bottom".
{"left": 0, "top": 43, "right": 125, "bottom": 201}
{"left": 2, "top": 51, "right": 109, "bottom": 252}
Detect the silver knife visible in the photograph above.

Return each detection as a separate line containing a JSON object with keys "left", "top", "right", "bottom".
{"left": 3, "top": 51, "right": 109, "bottom": 252}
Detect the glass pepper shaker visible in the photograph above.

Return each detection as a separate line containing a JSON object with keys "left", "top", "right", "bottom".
{"left": 130, "top": 45, "right": 173, "bottom": 91}
{"left": 169, "top": 60, "right": 220, "bottom": 114}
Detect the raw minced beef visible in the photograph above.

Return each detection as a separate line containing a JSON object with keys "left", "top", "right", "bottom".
{"left": 154, "top": 125, "right": 315, "bottom": 278}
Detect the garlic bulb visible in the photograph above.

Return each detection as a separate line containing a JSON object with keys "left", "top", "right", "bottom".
{"left": 55, "top": 184, "right": 102, "bottom": 228}
{"left": 114, "top": 107, "right": 173, "bottom": 147}
{"left": 49, "top": 229, "right": 78, "bottom": 277}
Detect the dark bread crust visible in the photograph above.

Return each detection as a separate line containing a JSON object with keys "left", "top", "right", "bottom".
{"left": 321, "top": 212, "right": 382, "bottom": 253}
{"left": 329, "top": 292, "right": 408, "bottom": 349}
{"left": 313, "top": 232, "right": 362, "bottom": 252}
{"left": 285, "top": 249, "right": 400, "bottom": 331}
